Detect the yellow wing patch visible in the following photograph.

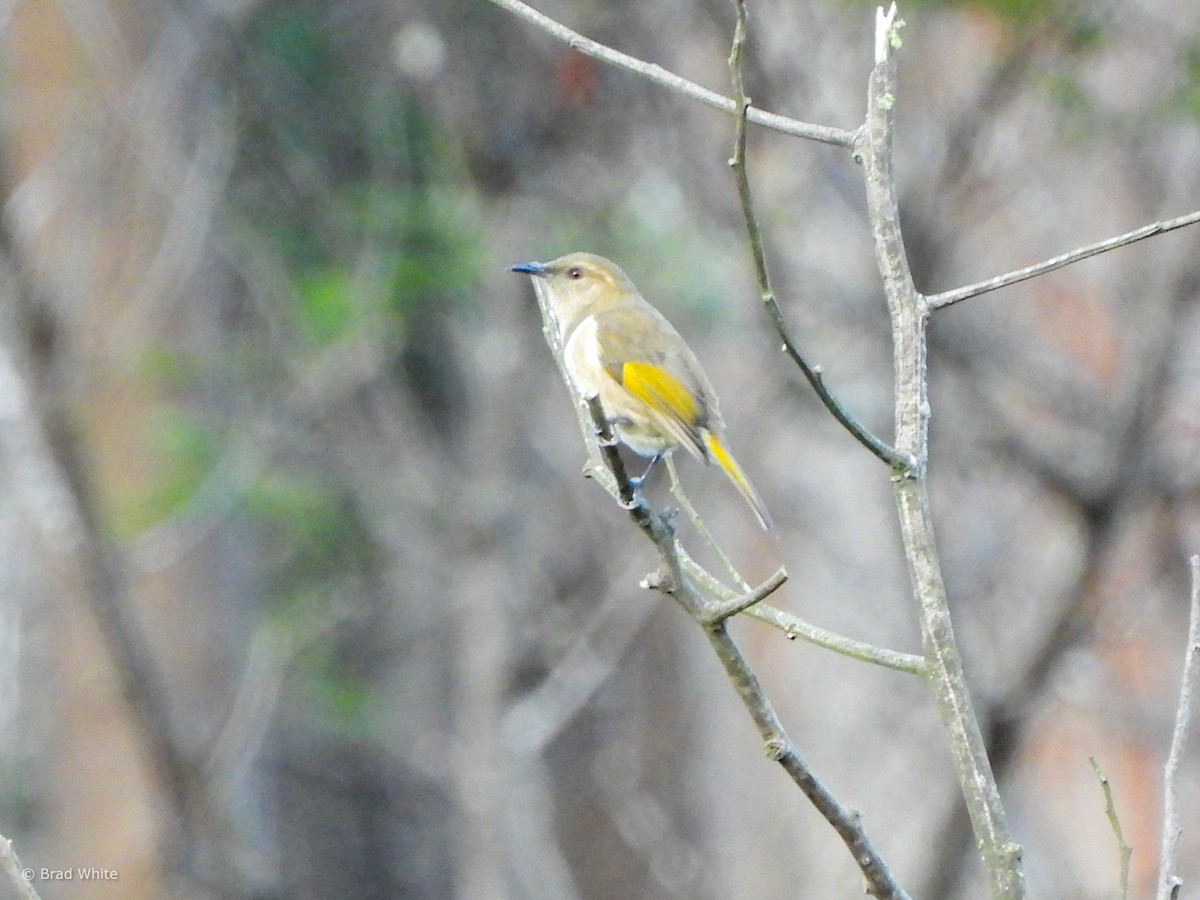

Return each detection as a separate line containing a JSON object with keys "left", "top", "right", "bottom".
{"left": 622, "top": 361, "right": 700, "bottom": 426}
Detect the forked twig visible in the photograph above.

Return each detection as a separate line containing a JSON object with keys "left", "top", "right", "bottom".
{"left": 858, "top": 4, "right": 1024, "bottom": 895}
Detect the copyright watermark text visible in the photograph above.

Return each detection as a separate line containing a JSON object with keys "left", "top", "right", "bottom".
{"left": 20, "top": 866, "right": 119, "bottom": 882}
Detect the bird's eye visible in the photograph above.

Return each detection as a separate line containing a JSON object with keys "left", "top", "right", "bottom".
{"left": 566, "top": 266, "right": 583, "bottom": 280}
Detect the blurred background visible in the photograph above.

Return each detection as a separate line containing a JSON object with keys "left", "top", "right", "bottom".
{"left": 0, "top": 0, "right": 1199, "bottom": 897}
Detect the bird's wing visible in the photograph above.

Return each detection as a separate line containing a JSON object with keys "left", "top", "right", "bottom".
{"left": 592, "top": 305, "right": 711, "bottom": 458}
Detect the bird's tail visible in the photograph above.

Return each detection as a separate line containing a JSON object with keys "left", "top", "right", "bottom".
{"left": 703, "top": 432, "right": 772, "bottom": 530}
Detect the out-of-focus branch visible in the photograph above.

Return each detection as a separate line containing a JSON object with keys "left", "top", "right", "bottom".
{"left": 856, "top": 5, "right": 1024, "bottom": 897}
{"left": 484, "top": 0, "right": 856, "bottom": 148}
{"left": 926, "top": 210, "right": 1200, "bottom": 310}
{"left": 725, "top": 0, "right": 911, "bottom": 474}
{"left": 502, "top": 591, "right": 659, "bottom": 759}
{"left": 1156, "top": 554, "right": 1200, "bottom": 900}
{"left": 0, "top": 835, "right": 41, "bottom": 900}
{"left": 1089, "top": 757, "right": 1132, "bottom": 900}
{"left": 0, "top": 240, "right": 197, "bottom": 859}
{"left": 579, "top": 396, "right": 911, "bottom": 900}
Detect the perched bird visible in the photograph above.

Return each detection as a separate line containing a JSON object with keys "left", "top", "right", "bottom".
{"left": 510, "top": 252, "right": 771, "bottom": 530}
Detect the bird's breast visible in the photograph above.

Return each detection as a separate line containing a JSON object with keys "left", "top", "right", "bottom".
{"left": 562, "top": 314, "right": 606, "bottom": 398}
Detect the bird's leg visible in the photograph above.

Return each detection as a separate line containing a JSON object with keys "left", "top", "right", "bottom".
{"left": 628, "top": 452, "right": 663, "bottom": 491}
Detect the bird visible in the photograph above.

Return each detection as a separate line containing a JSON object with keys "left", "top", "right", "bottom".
{"left": 510, "top": 251, "right": 771, "bottom": 530}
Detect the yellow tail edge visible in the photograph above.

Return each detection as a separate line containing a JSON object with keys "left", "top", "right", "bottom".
{"left": 703, "top": 432, "right": 773, "bottom": 530}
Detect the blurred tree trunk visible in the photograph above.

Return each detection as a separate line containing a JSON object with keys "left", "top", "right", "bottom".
{"left": 6, "top": 1, "right": 190, "bottom": 895}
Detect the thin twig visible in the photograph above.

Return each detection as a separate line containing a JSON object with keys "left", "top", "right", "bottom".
{"left": 927, "top": 210, "right": 1200, "bottom": 310}
{"left": 665, "top": 455, "right": 751, "bottom": 591}
{"left": 674, "top": 548, "right": 928, "bottom": 676}
{"left": 1157, "top": 554, "right": 1200, "bottom": 900}
{"left": 485, "top": 0, "right": 856, "bottom": 147}
{"left": 678, "top": 546, "right": 742, "bottom": 599}
{"left": 725, "top": 0, "right": 912, "bottom": 474}
{"left": 700, "top": 567, "right": 788, "bottom": 625}
{"left": 747, "top": 603, "right": 929, "bottom": 676}
{"left": 1089, "top": 757, "right": 1133, "bottom": 900}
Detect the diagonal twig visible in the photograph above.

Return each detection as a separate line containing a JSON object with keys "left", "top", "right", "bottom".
{"left": 927, "top": 210, "right": 1200, "bottom": 311}
{"left": 672, "top": 548, "right": 927, "bottom": 675}
{"left": 485, "top": 0, "right": 855, "bottom": 147}
{"left": 665, "top": 455, "right": 752, "bottom": 591}
{"left": 746, "top": 602, "right": 929, "bottom": 676}
{"left": 699, "top": 567, "right": 788, "bottom": 625}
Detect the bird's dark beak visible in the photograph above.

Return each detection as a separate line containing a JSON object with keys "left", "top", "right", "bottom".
{"left": 508, "top": 261, "right": 546, "bottom": 276}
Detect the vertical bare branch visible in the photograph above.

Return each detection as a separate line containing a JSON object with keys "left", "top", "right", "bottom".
{"left": 854, "top": 5, "right": 1024, "bottom": 897}
{"left": 1157, "top": 554, "right": 1200, "bottom": 900}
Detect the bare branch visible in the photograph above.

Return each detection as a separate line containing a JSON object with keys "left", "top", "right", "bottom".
{"left": 583, "top": 395, "right": 656, "bottom": 525}
{"left": 927, "top": 210, "right": 1200, "bottom": 311}
{"left": 725, "top": 0, "right": 911, "bottom": 473}
{"left": 1157, "top": 554, "right": 1200, "bottom": 900}
{"left": 746, "top": 602, "right": 929, "bottom": 676}
{"left": 666, "top": 454, "right": 753, "bottom": 591}
{"left": 671, "top": 547, "right": 928, "bottom": 676}
{"left": 857, "top": 6, "right": 1025, "bottom": 896}
{"left": 1089, "top": 757, "right": 1132, "bottom": 900}
{"left": 699, "top": 567, "right": 788, "bottom": 625}
{"left": 485, "top": 0, "right": 856, "bottom": 147}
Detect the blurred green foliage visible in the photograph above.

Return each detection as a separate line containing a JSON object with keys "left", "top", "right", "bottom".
{"left": 296, "top": 268, "right": 358, "bottom": 345}
{"left": 133, "top": 1, "right": 483, "bottom": 731}
{"left": 1170, "top": 38, "right": 1200, "bottom": 122}
{"left": 145, "top": 410, "right": 219, "bottom": 521}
